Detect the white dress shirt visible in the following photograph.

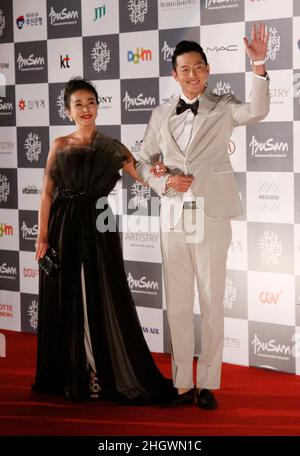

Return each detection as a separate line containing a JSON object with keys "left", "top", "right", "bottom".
{"left": 169, "top": 92, "right": 201, "bottom": 202}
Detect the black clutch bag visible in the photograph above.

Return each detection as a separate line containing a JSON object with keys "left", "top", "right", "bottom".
{"left": 38, "top": 247, "right": 60, "bottom": 277}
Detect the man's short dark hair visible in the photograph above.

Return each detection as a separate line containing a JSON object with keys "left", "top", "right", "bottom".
{"left": 64, "top": 77, "right": 99, "bottom": 110}
{"left": 172, "top": 41, "right": 208, "bottom": 71}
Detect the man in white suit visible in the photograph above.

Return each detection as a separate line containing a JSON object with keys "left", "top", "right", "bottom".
{"left": 137, "top": 24, "right": 270, "bottom": 409}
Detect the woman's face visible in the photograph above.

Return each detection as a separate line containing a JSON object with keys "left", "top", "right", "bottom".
{"left": 67, "top": 89, "right": 98, "bottom": 127}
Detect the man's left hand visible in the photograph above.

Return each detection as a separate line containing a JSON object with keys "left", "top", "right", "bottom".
{"left": 243, "top": 22, "right": 269, "bottom": 61}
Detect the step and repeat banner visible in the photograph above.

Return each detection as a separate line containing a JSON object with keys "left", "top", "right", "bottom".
{"left": 1, "top": 0, "right": 300, "bottom": 375}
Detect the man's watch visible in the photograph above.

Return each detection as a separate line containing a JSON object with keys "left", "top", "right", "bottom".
{"left": 250, "top": 58, "right": 266, "bottom": 66}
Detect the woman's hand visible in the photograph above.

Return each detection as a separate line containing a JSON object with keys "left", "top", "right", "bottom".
{"left": 35, "top": 236, "right": 49, "bottom": 261}
{"left": 150, "top": 161, "right": 168, "bottom": 177}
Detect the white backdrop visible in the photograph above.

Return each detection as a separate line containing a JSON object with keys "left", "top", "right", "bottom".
{"left": 0, "top": 0, "right": 300, "bottom": 376}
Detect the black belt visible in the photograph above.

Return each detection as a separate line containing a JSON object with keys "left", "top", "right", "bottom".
{"left": 58, "top": 188, "right": 93, "bottom": 199}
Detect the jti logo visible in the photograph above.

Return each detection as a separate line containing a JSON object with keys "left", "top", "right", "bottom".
{"left": 127, "top": 48, "right": 152, "bottom": 64}
{"left": 94, "top": 5, "right": 106, "bottom": 21}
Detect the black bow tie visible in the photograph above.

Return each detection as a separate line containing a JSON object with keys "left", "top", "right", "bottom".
{"left": 176, "top": 98, "right": 199, "bottom": 116}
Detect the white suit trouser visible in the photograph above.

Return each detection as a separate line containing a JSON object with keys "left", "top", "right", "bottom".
{"left": 161, "top": 210, "right": 232, "bottom": 389}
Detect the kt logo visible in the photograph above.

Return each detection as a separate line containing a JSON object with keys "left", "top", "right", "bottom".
{"left": 60, "top": 55, "right": 71, "bottom": 68}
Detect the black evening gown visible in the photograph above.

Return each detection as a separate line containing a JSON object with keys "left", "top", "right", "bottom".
{"left": 32, "top": 132, "right": 177, "bottom": 404}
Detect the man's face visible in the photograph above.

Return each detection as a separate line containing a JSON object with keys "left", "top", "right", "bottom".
{"left": 172, "top": 51, "right": 210, "bottom": 100}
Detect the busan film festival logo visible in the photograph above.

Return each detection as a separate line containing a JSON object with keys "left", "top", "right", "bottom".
{"left": 213, "top": 81, "right": 234, "bottom": 96}
{"left": 91, "top": 41, "right": 110, "bottom": 73}
{"left": 48, "top": 6, "right": 78, "bottom": 26}
{"left": 0, "top": 73, "right": 6, "bottom": 96}
{"left": 57, "top": 89, "right": 68, "bottom": 120}
{"left": 258, "top": 230, "right": 281, "bottom": 265}
{"left": 123, "top": 90, "right": 155, "bottom": 112}
{"left": 0, "top": 8, "right": 5, "bottom": 36}
{"left": 17, "top": 52, "right": 44, "bottom": 72}
{"left": 161, "top": 41, "right": 175, "bottom": 63}
{"left": 252, "top": 332, "right": 300, "bottom": 361}
{"left": 131, "top": 182, "right": 151, "bottom": 209}
{"left": 223, "top": 276, "right": 237, "bottom": 311}
{"left": 0, "top": 173, "right": 10, "bottom": 203}
{"left": 294, "top": 72, "right": 300, "bottom": 105}
{"left": 266, "top": 25, "right": 280, "bottom": 62}
{"left": 95, "top": 192, "right": 204, "bottom": 243}
{"left": 24, "top": 132, "right": 41, "bottom": 162}
{"left": 28, "top": 299, "right": 38, "bottom": 331}
{"left": 128, "top": 0, "right": 148, "bottom": 24}
{"left": 205, "top": 0, "right": 239, "bottom": 9}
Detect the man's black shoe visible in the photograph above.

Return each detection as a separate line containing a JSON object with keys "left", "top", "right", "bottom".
{"left": 197, "top": 389, "right": 218, "bottom": 410}
{"left": 162, "top": 389, "right": 195, "bottom": 407}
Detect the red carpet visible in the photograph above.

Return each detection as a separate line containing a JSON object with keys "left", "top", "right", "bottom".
{"left": 1, "top": 330, "right": 300, "bottom": 436}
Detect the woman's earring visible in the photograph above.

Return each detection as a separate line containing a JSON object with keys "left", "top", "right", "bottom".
{"left": 69, "top": 116, "right": 73, "bottom": 122}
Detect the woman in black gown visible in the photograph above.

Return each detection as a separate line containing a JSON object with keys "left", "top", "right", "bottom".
{"left": 33, "top": 77, "right": 177, "bottom": 404}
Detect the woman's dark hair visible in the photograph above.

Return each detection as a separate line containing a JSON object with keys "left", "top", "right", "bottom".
{"left": 172, "top": 41, "right": 208, "bottom": 71}
{"left": 64, "top": 77, "right": 99, "bottom": 109}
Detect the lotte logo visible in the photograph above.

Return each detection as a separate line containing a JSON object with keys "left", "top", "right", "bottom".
{"left": 259, "top": 291, "right": 282, "bottom": 304}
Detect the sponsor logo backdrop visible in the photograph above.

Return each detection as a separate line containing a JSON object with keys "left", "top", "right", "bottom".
{"left": 0, "top": 0, "right": 300, "bottom": 375}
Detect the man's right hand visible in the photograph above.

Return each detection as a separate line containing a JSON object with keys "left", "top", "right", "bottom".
{"left": 166, "top": 174, "right": 194, "bottom": 192}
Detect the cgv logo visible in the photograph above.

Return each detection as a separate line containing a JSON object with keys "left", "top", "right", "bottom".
{"left": 259, "top": 291, "right": 282, "bottom": 304}
{"left": 127, "top": 48, "right": 152, "bottom": 64}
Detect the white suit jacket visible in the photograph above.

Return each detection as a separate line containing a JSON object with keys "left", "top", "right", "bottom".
{"left": 137, "top": 74, "right": 270, "bottom": 227}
